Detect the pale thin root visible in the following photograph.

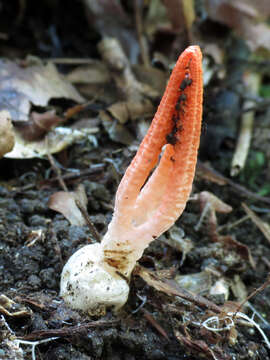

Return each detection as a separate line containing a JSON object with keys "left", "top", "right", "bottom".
{"left": 15, "top": 337, "right": 59, "bottom": 360}
{"left": 201, "top": 311, "right": 270, "bottom": 350}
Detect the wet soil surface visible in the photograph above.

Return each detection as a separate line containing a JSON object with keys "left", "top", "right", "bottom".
{"left": 1, "top": 139, "right": 270, "bottom": 360}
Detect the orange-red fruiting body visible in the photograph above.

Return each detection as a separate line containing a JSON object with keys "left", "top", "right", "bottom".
{"left": 115, "top": 46, "right": 203, "bottom": 233}
{"left": 102, "top": 46, "right": 203, "bottom": 275}
{"left": 60, "top": 46, "right": 204, "bottom": 312}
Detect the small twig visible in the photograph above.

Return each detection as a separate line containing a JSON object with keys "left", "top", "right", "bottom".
{"left": 134, "top": 0, "right": 150, "bottom": 68}
{"left": 239, "top": 98, "right": 270, "bottom": 114}
{"left": 136, "top": 266, "right": 222, "bottom": 314}
{"left": 242, "top": 202, "right": 270, "bottom": 244}
{"left": 20, "top": 320, "right": 119, "bottom": 341}
{"left": 142, "top": 309, "right": 169, "bottom": 340}
{"left": 262, "top": 257, "right": 270, "bottom": 270}
{"left": 47, "top": 151, "right": 68, "bottom": 192}
{"left": 43, "top": 58, "right": 97, "bottom": 65}
{"left": 217, "top": 214, "right": 250, "bottom": 232}
{"left": 231, "top": 72, "right": 261, "bottom": 176}
{"left": 197, "top": 161, "right": 270, "bottom": 205}
{"left": 75, "top": 199, "right": 101, "bottom": 242}
{"left": 201, "top": 311, "right": 270, "bottom": 350}
{"left": 233, "top": 274, "right": 270, "bottom": 318}
{"left": 16, "top": 337, "right": 59, "bottom": 360}
{"left": 46, "top": 164, "right": 105, "bottom": 184}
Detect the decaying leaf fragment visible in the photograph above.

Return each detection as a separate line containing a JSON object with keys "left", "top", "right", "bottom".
{"left": 205, "top": 0, "right": 270, "bottom": 52}
{"left": 242, "top": 202, "right": 270, "bottom": 244}
{"left": 194, "top": 191, "right": 232, "bottom": 237}
{"left": 48, "top": 185, "right": 88, "bottom": 226}
{"left": 0, "top": 294, "right": 32, "bottom": 318}
{"left": 5, "top": 126, "right": 97, "bottom": 159}
{"left": 15, "top": 110, "right": 63, "bottom": 141}
{"left": 0, "top": 60, "right": 85, "bottom": 121}
{"left": 0, "top": 110, "right": 15, "bottom": 157}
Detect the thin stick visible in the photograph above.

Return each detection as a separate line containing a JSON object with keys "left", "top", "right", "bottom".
{"left": 231, "top": 72, "right": 261, "bottom": 176}
{"left": 134, "top": 0, "right": 150, "bottom": 67}
{"left": 233, "top": 274, "right": 270, "bottom": 318}
{"left": 75, "top": 199, "right": 101, "bottom": 242}
{"left": 242, "top": 202, "right": 270, "bottom": 244}
{"left": 46, "top": 151, "right": 68, "bottom": 192}
{"left": 197, "top": 161, "right": 270, "bottom": 205}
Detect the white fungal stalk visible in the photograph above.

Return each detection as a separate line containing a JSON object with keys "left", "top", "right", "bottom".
{"left": 60, "top": 46, "right": 203, "bottom": 313}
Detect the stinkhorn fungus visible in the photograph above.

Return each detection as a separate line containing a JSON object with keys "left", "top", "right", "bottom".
{"left": 60, "top": 45, "right": 203, "bottom": 313}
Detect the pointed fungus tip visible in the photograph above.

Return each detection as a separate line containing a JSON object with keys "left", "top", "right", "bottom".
{"left": 113, "top": 44, "right": 203, "bottom": 236}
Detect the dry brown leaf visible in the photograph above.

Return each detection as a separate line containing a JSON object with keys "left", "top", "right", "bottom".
{"left": 66, "top": 61, "right": 110, "bottom": 84}
{"left": 219, "top": 235, "right": 255, "bottom": 269}
{"left": 0, "top": 60, "right": 85, "bottom": 121}
{"left": 174, "top": 331, "right": 228, "bottom": 360}
{"left": 205, "top": 0, "right": 270, "bottom": 52}
{"left": 196, "top": 161, "right": 227, "bottom": 186}
{"left": 209, "top": 278, "right": 229, "bottom": 300}
{"left": 194, "top": 191, "right": 232, "bottom": 239}
{"left": 163, "top": 0, "right": 195, "bottom": 31}
{"left": 83, "top": 0, "right": 139, "bottom": 64}
{"left": 195, "top": 191, "right": 233, "bottom": 214}
{"left": 5, "top": 126, "right": 97, "bottom": 159}
{"left": 15, "top": 110, "right": 63, "bottom": 141}
{"left": 166, "top": 226, "right": 194, "bottom": 264}
{"left": 48, "top": 185, "right": 88, "bottom": 226}
{"left": 0, "top": 110, "right": 15, "bottom": 157}
{"left": 230, "top": 274, "right": 248, "bottom": 303}
{"left": 136, "top": 265, "right": 221, "bottom": 313}
{"left": 107, "top": 99, "right": 154, "bottom": 124}
{"left": 242, "top": 202, "right": 270, "bottom": 244}
{"left": 0, "top": 294, "right": 31, "bottom": 318}
{"left": 98, "top": 37, "right": 159, "bottom": 101}
{"left": 175, "top": 271, "right": 212, "bottom": 295}
{"left": 100, "top": 110, "right": 135, "bottom": 145}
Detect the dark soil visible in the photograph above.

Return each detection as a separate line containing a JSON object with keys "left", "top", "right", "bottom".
{"left": 1, "top": 1, "right": 270, "bottom": 359}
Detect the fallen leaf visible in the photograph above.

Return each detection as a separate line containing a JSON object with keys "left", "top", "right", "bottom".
{"left": 83, "top": 0, "right": 140, "bottom": 64}
{"left": 100, "top": 110, "right": 135, "bottom": 145}
{"left": 66, "top": 61, "right": 110, "bottom": 84}
{"left": 15, "top": 110, "right": 63, "bottom": 141}
{"left": 166, "top": 226, "right": 194, "bottom": 264}
{"left": 163, "top": 0, "right": 195, "bottom": 31}
{"left": 174, "top": 331, "right": 228, "bottom": 360}
{"left": 209, "top": 278, "right": 230, "bottom": 300}
{"left": 175, "top": 271, "right": 212, "bottom": 295}
{"left": 242, "top": 202, "right": 270, "bottom": 244}
{"left": 219, "top": 235, "right": 255, "bottom": 269}
{"left": 48, "top": 185, "right": 88, "bottom": 226}
{"left": 205, "top": 0, "right": 270, "bottom": 52}
{"left": 135, "top": 265, "right": 221, "bottom": 313}
{"left": 230, "top": 274, "right": 248, "bottom": 302}
{"left": 0, "top": 110, "right": 15, "bottom": 157}
{"left": 0, "top": 60, "right": 85, "bottom": 121}
{"left": 98, "top": 37, "right": 158, "bottom": 101}
{"left": 194, "top": 191, "right": 232, "bottom": 239}
{"left": 5, "top": 126, "right": 98, "bottom": 159}
{"left": 0, "top": 294, "right": 31, "bottom": 318}
{"left": 106, "top": 99, "right": 154, "bottom": 124}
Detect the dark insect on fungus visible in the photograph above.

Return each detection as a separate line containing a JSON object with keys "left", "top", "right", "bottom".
{"left": 179, "top": 77, "right": 193, "bottom": 91}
